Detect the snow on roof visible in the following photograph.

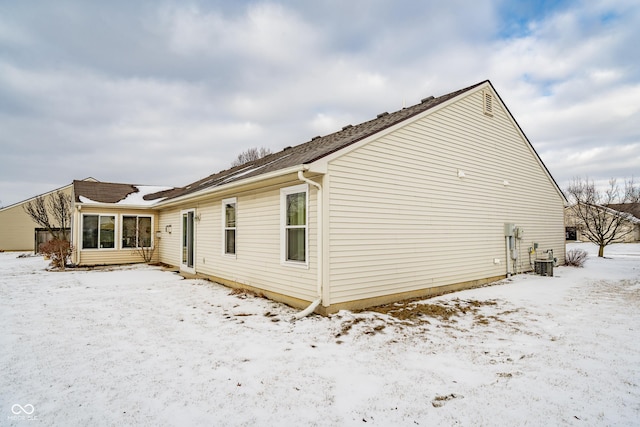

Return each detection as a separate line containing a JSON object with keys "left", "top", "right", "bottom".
{"left": 78, "top": 186, "right": 173, "bottom": 206}
{"left": 116, "top": 186, "right": 173, "bottom": 205}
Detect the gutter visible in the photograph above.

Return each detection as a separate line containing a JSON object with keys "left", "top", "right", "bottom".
{"left": 293, "top": 169, "right": 323, "bottom": 320}
{"left": 74, "top": 202, "right": 161, "bottom": 210}
{"left": 157, "top": 165, "right": 307, "bottom": 209}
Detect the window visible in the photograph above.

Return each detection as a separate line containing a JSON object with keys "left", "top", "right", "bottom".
{"left": 222, "top": 198, "right": 236, "bottom": 255}
{"left": 281, "top": 184, "right": 308, "bottom": 265}
{"left": 82, "top": 214, "right": 116, "bottom": 249}
{"left": 122, "top": 215, "right": 152, "bottom": 248}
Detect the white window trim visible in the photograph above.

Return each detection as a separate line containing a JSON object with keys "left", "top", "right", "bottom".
{"left": 120, "top": 214, "right": 154, "bottom": 250}
{"left": 81, "top": 213, "right": 118, "bottom": 250}
{"left": 280, "top": 184, "right": 309, "bottom": 268}
{"left": 222, "top": 197, "right": 237, "bottom": 258}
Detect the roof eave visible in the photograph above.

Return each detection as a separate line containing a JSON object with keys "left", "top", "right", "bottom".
{"left": 485, "top": 81, "right": 568, "bottom": 204}
{"left": 156, "top": 164, "right": 308, "bottom": 209}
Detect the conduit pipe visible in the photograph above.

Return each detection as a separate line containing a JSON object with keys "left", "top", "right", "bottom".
{"left": 505, "top": 236, "right": 512, "bottom": 278}
{"left": 293, "top": 169, "right": 323, "bottom": 320}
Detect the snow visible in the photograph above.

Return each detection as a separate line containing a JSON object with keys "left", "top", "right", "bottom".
{"left": 78, "top": 186, "right": 173, "bottom": 206}
{"left": 1, "top": 242, "right": 639, "bottom": 426}
{"left": 78, "top": 196, "right": 96, "bottom": 204}
{"left": 115, "top": 186, "right": 173, "bottom": 205}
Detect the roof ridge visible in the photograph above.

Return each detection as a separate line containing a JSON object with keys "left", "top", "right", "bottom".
{"left": 163, "top": 80, "right": 490, "bottom": 201}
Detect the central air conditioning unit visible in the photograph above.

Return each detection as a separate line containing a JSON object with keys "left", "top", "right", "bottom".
{"left": 534, "top": 260, "right": 554, "bottom": 277}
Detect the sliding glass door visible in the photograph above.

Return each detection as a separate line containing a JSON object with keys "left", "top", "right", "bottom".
{"left": 181, "top": 210, "right": 195, "bottom": 271}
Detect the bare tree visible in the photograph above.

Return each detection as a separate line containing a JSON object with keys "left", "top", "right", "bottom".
{"left": 625, "top": 176, "right": 640, "bottom": 203}
{"left": 231, "top": 147, "right": 272, "bottom": 167}
{"left": 566, "top": 177, "right": 638, "bottom": 257}
{"left": 23, "top": 190, "right": 72, "bottom": 241}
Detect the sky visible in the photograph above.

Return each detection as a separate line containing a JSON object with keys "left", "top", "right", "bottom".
{"left": 0, "top": 0, "right": 638, "bottom": 207}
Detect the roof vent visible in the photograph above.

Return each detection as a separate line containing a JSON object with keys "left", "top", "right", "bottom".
{"left": 376, "top": 112, "right": 389, "bottom": 118}
{"left": 483, "top": 90, "right": 493, "bottom": 116}
{"left": 311, "top": 136, "right": 321, "bottom": 141}
{"left": 283, "top": 146, "right": 292, "bottom": 151}
{"left": 342, "top": 124, "right": 352, "bottom": 130}
{"left": 421, "top": 96, "right": 435, "bottom": 103}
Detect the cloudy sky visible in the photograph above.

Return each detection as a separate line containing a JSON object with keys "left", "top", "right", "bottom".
{"left": 0, "top": 0, "right": 638, "bottom": 206}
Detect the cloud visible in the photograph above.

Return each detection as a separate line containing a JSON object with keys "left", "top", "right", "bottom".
{"left": 483, "top": 0, "right": 640, "bottom": 189}
{"left": 163, "top": 3, "right": 320, "bottom": 64}
{"left": 0, "top": 0, "right": 638, "bottom": 205}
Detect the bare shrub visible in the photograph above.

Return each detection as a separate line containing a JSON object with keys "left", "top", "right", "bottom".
{"left": 39, "top": 239, "right": 72, "bottom": 270}
{"left": 565, "top": 249, "right": 588, "bottom": 267}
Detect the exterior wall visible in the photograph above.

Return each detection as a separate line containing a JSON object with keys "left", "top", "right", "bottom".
{"left": 73, "top": 206, "right": 159, "bottom": 265}
{"left": 0, "top": 185, "right": 73, "bottom": 251}
{"left": 157, "top": 206, "right": 181, "bottom": 266}
{"left": 157, "top": 178, "right": 318, "bottom": 304}
{"left": 324, "top": 87, "right": 566, "bottom": 307}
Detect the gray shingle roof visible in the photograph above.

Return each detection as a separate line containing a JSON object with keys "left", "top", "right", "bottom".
{"left": 160, "top": 80, "right": 487, "bottom": 201}
{"left": 73, "top": 180, "right": 170, "bottom": 204}
{"left": 607, "top": 203, "right": 640, "bottom": 220}
{"left": 73, "top": 180, "right": 137, "bottom": 203}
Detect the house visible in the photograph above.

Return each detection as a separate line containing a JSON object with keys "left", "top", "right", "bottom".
{"left": 0, "top": 179, "right": 93, "bottom": 252}
{"left": 607, "top": 203, "right": 640, "bottom": 242}
{"left": 565, "top": 203, "right": 640, "bottom": 243}
{"left": 10, "top": 80, "right": 567, "bottom": 314}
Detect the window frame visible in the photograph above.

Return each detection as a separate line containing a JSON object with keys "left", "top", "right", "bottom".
{"left": 280, "top": 184, "right": 309, "bottom": 268}
{"left": 121, "top": 214, "right": 154, "bottom": 249}
{"left": 81, "top": 213, "right": 117, "bottom": 250}
{"left": 222, "top": 197, "right": 237, "bottom": 257}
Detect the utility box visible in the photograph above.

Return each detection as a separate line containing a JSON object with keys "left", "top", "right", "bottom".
{"left": 514, "top": 227, "right": 524, "bottom": 239}
{"left": 535, "top": 260, "right": 554, "bottom": 277}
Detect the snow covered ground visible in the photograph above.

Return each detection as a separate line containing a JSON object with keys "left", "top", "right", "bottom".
{"left": 1, "top": 242, "right": 639, "bottom": 426}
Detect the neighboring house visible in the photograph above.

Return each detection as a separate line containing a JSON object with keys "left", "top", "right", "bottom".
{"left": 7, "top": 80, "right": 567, "bottom": 314}
{"left": 0, "top": 180, "right": 91, "bottom": 252}
{"left": 607, "top": 203, "right": 640, "bottom": 242}
{"left": 565, "top": 203, "right": 640, "bottom": 243}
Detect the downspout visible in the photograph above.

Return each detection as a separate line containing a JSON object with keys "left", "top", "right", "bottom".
{"left": 293, "top": 170, "right": 323, "bottom": 320}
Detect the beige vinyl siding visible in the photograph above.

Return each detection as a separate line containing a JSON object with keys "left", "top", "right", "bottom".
{"left": 0, "top": 185, "right": 73, "bottom": 251}
{"left": 75, "top": 207, "right": 159, "bottom": 266}
{"left": 0, "top": 203, "right": 41, "bottom": 251}
{"left": 157, "top": 207, "right": 181, "bottom": 266}
{"left": 158, "top": 180, "right": 318, "bottom": 302}
{"left": 326, "top": 87, "right": 565, "bottom": 305}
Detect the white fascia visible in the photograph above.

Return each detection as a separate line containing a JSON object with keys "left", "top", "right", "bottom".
{"left": 156, "top": 165, "right": 307, "bottom": 209}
